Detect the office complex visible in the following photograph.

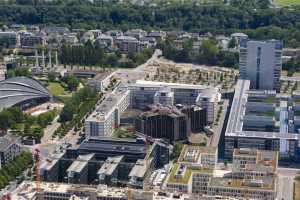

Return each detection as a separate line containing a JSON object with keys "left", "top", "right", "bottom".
{"left": 85, "top": 90, "right": 130, "bottom": 137}
{"left": 225, "top": 79, "right": 300, "bottom": 161}
{"left": 135, "top": 104, "right": 207, "bottom": 142}
{"left": 0, "top": 76, "right": 51, "bottom": 110}
{"left": 165, "top": 145, "right": 217, "bottom": 194}
{"left": 40, "top": 137, "right": 169, "bottom": 189}
{"left": 87, "top": 71, "right": 116, "bottom": 92}
{"left": 164, "top": 146, "right": 277, "bottom": 200}
{"left": 239, "top": 39, "right": 283, "bottom": 91}
{"left": 129, "top": 80, "right": 221, "bottom": 124}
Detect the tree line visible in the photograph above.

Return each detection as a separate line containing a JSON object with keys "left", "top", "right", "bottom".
{"left": 0, "top": 1, "right": 299, "bottom": 47}
{"left": 0, "top": 106, "right": 57, "bottom": 141}
{"left": 0, "top": 151, "right": 32, "bottom": 189}
{"left": 60, "top": 42, "right": 154, "bottom": 68}
{"left": 56, "top": 86, "right": 101, "bottom": 138}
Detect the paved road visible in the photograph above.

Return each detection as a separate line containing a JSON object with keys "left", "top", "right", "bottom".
{"left": 41, "top": 115, "right": 60, "bottom": 144}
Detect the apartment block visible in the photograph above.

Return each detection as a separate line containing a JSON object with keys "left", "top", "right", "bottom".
{"left": 85, "top": 90, "right": 130, "bottom": 137}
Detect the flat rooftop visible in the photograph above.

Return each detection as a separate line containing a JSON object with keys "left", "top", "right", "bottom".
{"left": 86, "top": 90, "right": 129, "bottom": 122}
{"left": 79, "top": 137, "right": 147, "bottom": 155}
{"left": 129, "top": 159, "right": 150, "bottom": 178}
{"left": 132, "top": 80, "right": 210, "bottom": 90}
{"left": 208, "top": 176, "right": 275, "bottom": 191}
{"left": 12, "top": 181, "right": 197, "bottom": 200}
{"left": 178, "top": 145, "right": 217, "bottom": 164}
{"left": 226, "top": 79, "right": 300, "bottom": 140}
{"left": 67, "top": 154, "right": 94, "bottom": 173}
{"left": 167, "top": 163, "right": 213, "bottom": 185}
{"left": 97, "top": 155, "right": 124, "bottom": 176}
{"left": 40, "top": 152, "right": 65, "bottom": 171}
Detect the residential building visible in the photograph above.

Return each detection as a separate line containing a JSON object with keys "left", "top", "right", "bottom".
{"left": 85, "top": 90, "right": 130, "bottom": 137}
{"left": 239, "top": 39, "right": 283, "bottom": 91}
{"left": 0, "top": 31, "right": 19, "bottom": 47}
{"left": 20, "top": 32, "right": 46, "bottom": 48}
{"left": 87, "top": 71, "right": 116, "bottom": 92}
{"left": 206, "top": 149, "right": 278, "bottom": 200}
{"left": 96, "top": 34, "right": 114, "bottom": 49}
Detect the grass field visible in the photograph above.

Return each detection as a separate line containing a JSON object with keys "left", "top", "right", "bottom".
{"left": 47, "top": 82, "right": 71, "bottom": 97}
{"left": 274, "top": 0, "right": 300, "bottom": 6}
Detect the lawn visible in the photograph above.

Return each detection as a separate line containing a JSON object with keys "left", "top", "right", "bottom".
{"left": 274, "top": 0, "right": 300, "bottom": 6}
{"left": 47, "top": 82, "right": 71, "bottom": 97}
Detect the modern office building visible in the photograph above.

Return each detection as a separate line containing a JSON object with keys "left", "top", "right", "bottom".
{"left": 239, "top": 39, "right": 283, "bottom": 91}
{"left": 0, "top": 76, "right": 51, "bottom": 110}
{"left": 225, "top": 79, "right": 300, "bottom": 161}
{"left": 165, "top": 146, "right": 277, "bottom": 200}
{"left": 40, "top": 137, "right": 169, "bottom": 189}
{"left": 0, "top": 135, "right": 21, "bottom": 168}
{"left": 206, "top": 149, "right": 278, "bottom": 200}
{"left": 67, "top": 154, "right": 95, "bottom": 184}
{"left": 135, "top": 104, "right": 207, "bottom": 142}
{"left": 129, "top": 80, "right": 221, "bottom": 124}
{"left": 165, "top": 145, "right": 217, "bottom": 194}
{"left": 20, "top": 32, "right": 46, "bottom": 48}
{"left": 85, "top": 90, "right": 130, "bottom": 137}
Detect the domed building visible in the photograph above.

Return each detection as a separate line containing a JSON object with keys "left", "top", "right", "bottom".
{"left": 0, "top": 76, "right": 51, "bottom": 110}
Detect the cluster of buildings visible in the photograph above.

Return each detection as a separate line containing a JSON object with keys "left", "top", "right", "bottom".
{"left": 84, "top": 80, "right": 221, "bottom": 142}
{"left": 224, "top": 39, "right": 300, "bottom": 162}
{"left": 164, "top": 146, "right": 278, "bottom": 200}
{"left": 40, "top": 137, "right": 169, "bottom": 189}
{"left": 0, "top": 25, "right": 164, "bottom": 54}
{"left": 14, "top": 146, "right": 278, "bottom": 200}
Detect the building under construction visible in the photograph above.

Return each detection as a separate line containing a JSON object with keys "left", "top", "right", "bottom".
{"left": 135, "top": 104, "right": 207, "bottom": 143}
{"left": 40, "top": 137, "right": 169, "bottom": 189}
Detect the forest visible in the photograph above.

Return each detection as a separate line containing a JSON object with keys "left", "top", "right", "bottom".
{"left": 0, "top": 0, "right": 299, "bottom": 47}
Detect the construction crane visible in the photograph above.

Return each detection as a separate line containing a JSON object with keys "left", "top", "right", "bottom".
{"left": 0, "top": 194, "right": 11, "bottom": 200}
{"left": 34, "top": 149, "right": 41, "bottom": 193}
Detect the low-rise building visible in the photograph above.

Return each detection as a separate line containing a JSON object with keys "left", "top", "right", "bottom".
{"left": 87, "top": 71, "right": 116, "bottom": 92}
{"left": 165, "top": 146, "right": 217, "bottom": 194}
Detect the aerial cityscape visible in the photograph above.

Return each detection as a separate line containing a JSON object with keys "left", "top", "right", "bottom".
{"left": 0, "top": 0, "right": 300, "bottom": 200}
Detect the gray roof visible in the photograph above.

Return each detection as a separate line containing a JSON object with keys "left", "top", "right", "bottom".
{"left": 0, "top": 135, "right": 19, "bottom": 152}
{"left": 0, "top": 76, "right": 51, "bottom": 110}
